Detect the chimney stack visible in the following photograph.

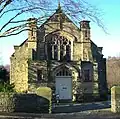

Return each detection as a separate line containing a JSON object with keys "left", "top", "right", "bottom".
{"left": 27, "top": 18, "right": 37, "bottom": 41}
{"left": 80, "top": 20, "right": 90, "bottom": 30}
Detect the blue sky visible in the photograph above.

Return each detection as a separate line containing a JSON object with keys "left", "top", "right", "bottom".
{"left": 0, "top": 0, "right": 120, "bottom": 65}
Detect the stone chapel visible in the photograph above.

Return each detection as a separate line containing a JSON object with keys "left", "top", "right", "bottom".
{"left": 10, "top": 5, "right": 108, "bottom": 102}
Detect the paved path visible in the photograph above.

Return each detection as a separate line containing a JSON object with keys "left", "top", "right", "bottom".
{"left": 52, "top": 101, "right": 111, "bottom": 113}
{"left": 0, "top": 108, "right": 120, "bottom": 119}
{"left": 0, "top": 101, "right": 118, "bottom": 119}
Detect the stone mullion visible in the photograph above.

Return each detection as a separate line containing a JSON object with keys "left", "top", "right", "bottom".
{"left": 57, "top": 41, "right": 60, "bottom": 60}
{"left": 71, "top": 41, "right": 73, "bottom": 60}
{"left": 68, "top": 45, "right": 71, "bottom": 61}
{"left": 52, "top": 45, "right": 54, "bottom": 59}
{"left": 63, "top": 45, "right": 66, "bottom": 57}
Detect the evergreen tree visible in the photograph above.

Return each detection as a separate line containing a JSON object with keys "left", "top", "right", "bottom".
{"left": 0, "top": 65, "right": 9, "bottom": 83}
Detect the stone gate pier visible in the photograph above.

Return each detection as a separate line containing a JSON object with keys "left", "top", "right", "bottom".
{"left": 111, "top": 86, "right": 120, "bottom": 113}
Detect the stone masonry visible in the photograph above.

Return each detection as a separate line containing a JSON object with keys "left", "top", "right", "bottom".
{"left": 111, "top": 86, "right": 120, "bottom": 113}
{"left": 10, "top": 5, "right": 108, "bottom": 102}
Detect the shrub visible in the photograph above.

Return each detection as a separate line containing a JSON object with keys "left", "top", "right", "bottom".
{"left": 0, "top": 82, "right": 14, "bottom": 93}
{"left": 0, "top": 65, "right": 9, "bottom": 82}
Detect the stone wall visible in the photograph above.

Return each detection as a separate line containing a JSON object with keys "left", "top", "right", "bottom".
{"left": 10, "top": 42, "right": 28, "bottom": 92}
{"left": 10, "top": 8, "right": 107, "bottom": 102}
{"left": 111, "top": 86, "right": 120, "bottom": 113}
{"left": 0, "top": 92, "right": 51, "bottom": 113}
{"left": 10, "top": 18, "right": 37, "bottom": 93}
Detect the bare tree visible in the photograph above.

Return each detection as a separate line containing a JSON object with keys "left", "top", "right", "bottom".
{"left": 0, "top": 0, "right": 105, "bottom": 38}
{"left": 107, "top": 57, "right": 120, "bottom": 89}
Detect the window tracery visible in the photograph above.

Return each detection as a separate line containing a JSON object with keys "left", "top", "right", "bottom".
{"left": 48, "top": 34, "right": 73, "bottom": 61}
{"left": 56, "top": 68, "right": 71, "bottom": 76}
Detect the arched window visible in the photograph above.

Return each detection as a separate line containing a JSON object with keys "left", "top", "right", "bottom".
{"left": 60, "top": 45, "right": 64, "bottom": 60}
{"left": 56, "top": 68, "right": 71, "bottom": 76}
{"left": 85, "top": 30, "right": 87, "bottom": 37}
{"left": 37, "top": 69, "right": 43, "bottom": 81}
{"left": 54, "top": 45, "right": 58, "bottom": 60}
{"left": 66, "top": 45, "right": 71, "bottom": 61}
{"left": 48, "top": 34, "right": 72, "bottom": 61}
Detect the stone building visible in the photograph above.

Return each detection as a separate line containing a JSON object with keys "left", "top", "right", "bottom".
{"left": 10, "top": 5, "right": 108, "bottom": 102}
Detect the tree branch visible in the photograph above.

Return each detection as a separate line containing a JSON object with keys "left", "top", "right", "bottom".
{"left": 0, "top": 0, "right": 12, "bottom": 13}
{"left": 0, "top": 28, "right": 29, "bottom": 38}
{"left": 0, "top": 0, "right": 107, "bottom": 38}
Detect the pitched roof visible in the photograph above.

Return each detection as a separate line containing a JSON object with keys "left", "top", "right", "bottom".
{"left": 19, "top": 39, "right": 28, "bottom": 47}
{"left": 39, "top": 5, "right": 80, "bottom": 31}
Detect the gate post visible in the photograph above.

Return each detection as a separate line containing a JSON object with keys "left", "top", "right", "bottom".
{"left": 111, "top": 86, "right": 120, "bottom": 113}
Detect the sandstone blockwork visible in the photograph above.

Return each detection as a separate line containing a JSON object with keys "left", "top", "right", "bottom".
{"left": 10, "top": 6, "right": 108, "bottom": 102}
{"left": 111, "top": 86, "right": 120, "bottom": 113}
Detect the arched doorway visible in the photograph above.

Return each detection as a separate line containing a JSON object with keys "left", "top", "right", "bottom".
{"left": 55, "top": 68, "right": 72, "bottom": 100}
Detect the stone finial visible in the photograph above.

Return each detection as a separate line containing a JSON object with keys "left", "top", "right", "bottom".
{"left": 27, "top": 18, "right": 37, "bottom": 26}
{"left": 56, "top": 0, "right": 62, "bottom": 13}
{"left": 14, "top": 45, "right": 19, "bottom": 50}
{"left": 58, "top": 0, "right": 61, "bottom": 10}
{"left": 27, "top": 18, "right": 37, "bottom": 21}
{"left": 98, "top": 47, "right": 103, "bottom": 54}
